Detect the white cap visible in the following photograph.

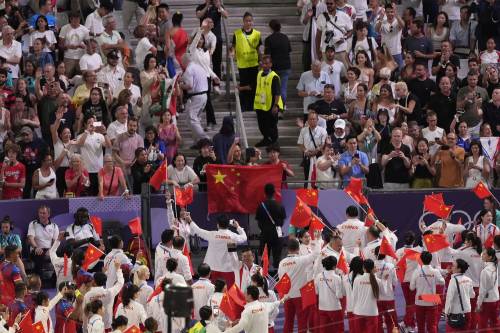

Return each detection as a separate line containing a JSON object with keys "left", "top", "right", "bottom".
{"left": 334, "top": 118, "right": 346, "bottom": 129}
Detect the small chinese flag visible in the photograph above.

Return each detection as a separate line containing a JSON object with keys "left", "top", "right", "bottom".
{"left": 364, "top": 213, "right": 376, "bottom": 227}
{"left": 149, "top": 161, "right": 168, "bottom": 191}
{"left": 63, "top": 254, "right": 68, "bottom": 277}
{"left": 32, "top": 322, "right": 45, "bottom": 333}
{"left": 379, "top": 236, "right": 398, "bottom": 259}
{"left": 82, "top": 244, "right": 104, "bottom": 270}
{"left": 175, "top": 186, "right": 194, "bottom": 207}
{"left": 89, "top": 216, "right": 103, "bottom": 236}
{"left": 405, "top": 249, "right": 423, "bottom": 266}
{"left": 275, "top": 273, "right": 291, "bottom": 299}
{"left": 423, "top": 233, "right": 450, "bottom": 253}
{"left": 308, "top": 213, "right": 324, "bottom": 240}
{"left": 147, "top": 284, "right": 164, "bottom": 303}
{"left": 123, "top": 325, "right": 141, "bottom": 333}
{"left": 19, "top": 311, "right": 33, "bottom": 333}
{"left": 262, "top": 244, "right": 269, "bottom": 277}
{"left": 296, "top": 188, "right": 319, "bottom": 207}
{"left": 395, "top": 257, "right": 407, "bottom": 282}
{"left": 484, "top": 233, "right": 494, "bottom": 249}
{"left": 419, "top": 294, "right": 442, "bottom": 304}
{"left": 182, "top": 244, "right": 194, "bottom": 275}
{"left": 227, "top": 284, "right": 246, "bottom": 308}
{"left": 290, "top": 196, "right": 313, "bottom": 228}
{"left": 219, "top": 293, "right": 240, "bottom": 321}
{"left": 344, "top": 177, "right": 369, "bottom": 205}
{"left": 454, "top": 218, "right": 463, "bottom": 246}
{"left": 300, "top": 280, "right": 317, "bottom": 310}
{"left": 128, "top": 217, "right": 142, "bottom": 236}
{"left": 472, "top": 181, "right": 493, "bottom": 200}
{"left": 337, "top": 251, "right": 349, "bottom": 274}
{"left": 423, "top": 195, "right": 453, "bottom": 219}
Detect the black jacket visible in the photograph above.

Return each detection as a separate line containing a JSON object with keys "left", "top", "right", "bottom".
{"left": 255, "top": 198, "right": 286, "bottom": 240}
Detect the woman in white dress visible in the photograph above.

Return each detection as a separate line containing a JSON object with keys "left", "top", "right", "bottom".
{"left": 464, "top": 141, "right": 490, "bottom": 188}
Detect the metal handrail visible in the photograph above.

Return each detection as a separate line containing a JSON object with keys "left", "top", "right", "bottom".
{"left": 220, "top": 2, "right": 249, "bottom": 149}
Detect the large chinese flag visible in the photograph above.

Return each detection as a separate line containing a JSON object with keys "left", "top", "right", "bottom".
{"left": 344, "top": 177, "right": 368, "bottom": 205}
{"left": 423, "top": 234, "right": 450, "bottom": 253}
{"left": 227, "top": 284, "right": 246, "bottom": 308}
{"left": 149, "top": 161, "right": 168, "bottom": 191}
{"left": 19, "top": 311, "right": 33, "bottom": 333}
{"left": 423, "top": 195, "right": 453, "bottom": 219}
{"left": 128, "top": 217, "right": 142, "bottom": 236}
{"left": 219, "top": 293, "right": 241, "bottom": 321}
{"left": 300, "top": 280, "right": 317, "bottom": 310}
{"left": 206, "top": 164, "right": 282, "bottom": 213}
{"left": 296, "top": 188, "right": 319, "bottom": 207}
{"left": 89, "top": 216, "right": 102, "bottom": 236}
{"left": 472, "top": 181, "right": 493, "bottom": 199}
{"left": 275, "top": 273, "right": 291, "bottom": 299}
{"left": 82, "top": 244, "right": 104, "bottom": 270}
{"left": 379, "top": 236, "right": 398, "bottom": 259}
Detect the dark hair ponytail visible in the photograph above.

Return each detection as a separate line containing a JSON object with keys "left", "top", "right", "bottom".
{"left": 465, "top": 232, "right": 482, "bottom": 255}
{"left": 349, "top": 256, "right": 364, "bottom": 288}
{"left": 251, "top": 273, "right": 269, "bottom": 296}
{"left": 363, "top": 259, "right": 380, "bottom": 300}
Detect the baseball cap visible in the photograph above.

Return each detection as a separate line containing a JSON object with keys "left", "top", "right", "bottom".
{"left": 334, "top": 119, "right": 346, "bottom": 129}
{"left": 20, "top": 126, "right": 33, "bottom": 135}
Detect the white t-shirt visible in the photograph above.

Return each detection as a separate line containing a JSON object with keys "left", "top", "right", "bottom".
{"left": 113, "top": 84, "right": 141, "bottom": 106}
{"left": 84, "top": 10, "right": 104, "bottom": 36}
{"left": 29, "top": 30, "right": 57, "bottom": 52}
{"left": 59, "top": 24, "right": 90, "bottom": 59}
{"left": 316, "top": 10, "right": 353, "bottom": 53}
{"left": 107, "top": 120, "right": 127, "bottom": 142}
{"left": 79, "top": 53, "right": 103, "bottom": 72}
{"left": 347, "top": 37, "right": 378, "bottom": 62}
{"left": 77, "top": 131, "right": 105, "bottom": 173}
{"left": 422, "top": 126, "right": 444, "bottom": 155}
{"left": 135, "top": 37, "right": 153, "bottom": 71}
{"left": 0, "top": 40, "right": 22, "bottom": 78}
{"left": 379, "top": 19, "right": 403, "bottom": 55}
{"left": 321, "top": 60, "right": 345, "bottom": 98}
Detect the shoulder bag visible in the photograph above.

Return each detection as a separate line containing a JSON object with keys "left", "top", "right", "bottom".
{"left": 447, "top": 276, "right": 467, "bottom": 328}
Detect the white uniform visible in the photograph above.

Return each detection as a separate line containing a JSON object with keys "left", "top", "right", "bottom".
{"left": 374, "top": 260, "right": 397, "bottom": 301}
{"left": 342, "top": 272, "right": 357, "bottom": 313}
{"left": 154, "top": 243, "right": 173, "bottom": 286}
{"left": 362, "top": 239, "right": 381, "bottom": 262}
{"left": 336, "top": 218, "right": 366, "bottom": 253}
{"left": 157, "top": 270, "right": 187, "bottom": 287}
{"left": 83, "top": 269, "right": 124, "bottom": 329}
{"left": 257, "top": 287, "right": 279, "bottom": 329}
{"left": 182, "top": 62, "right": 210, "bottom": 141}
{"left": 136, "top": 281, "right": 154, "bottom": 308}
{"left": 208, "top": 292, "right": 227, "bottom": 331}
{"left": 65, "top": 223, "right": 100, "bottom": 245}
{"left": 115, "top": 300, "right": 147, "bottom": 327}
{"left": 147, "top": 293, "right": 167, "bottom": 333}
{"left": 278, "top": 240, "right": 320, "bottom": 298}
{"left": 49, "top": 240, "right": 73, "bottom": 287}
{"left": 169, "top": 248, "right": 193, "bottom": 282}
{"left": 314, "top": 270, "right": 344, "bottom": 311}
{"left": 0, "top": 318, "right": 15, "bottom": 333}
{"left": 474, "top": 223, "right": 500, "bottom": 245}
{"left": 192, "top": 278, "right": 215, "bottom": 320}
{"left": 87, "top": 314, "right": 104, "bottom": 333}
{"left": 425, "top": 221, "right": 465, "bottom": 263}
{"left": 477, "top": 262, "right": 499, "bottom": 308}
{"left": 103, "top": 249, "right": 132, "bottom": 289}
{"left": 299, "top": 243, "right": 315, "bottom": 280}
{"left": 444, "top": 273, "right": 475, "bottom": 315}
{"left": 224, "top": 300, "right": 281, "bottom": 333}
{"left": 313, "top": 244, "right": 355, "bottom": 277}
{"left": 233, "top": 262, "right": 259, "bottom": 295}
{"left": 27, "top": 220, "right": 59, "bottom": 249}
{"left": 351, "top": 273, "right": 384, "bottom": 316}
{"left": 34, "top": 293, "right": 63, "bottom": 333}
{"left": 451, "top": 246, "right": 483, "bottom": 287}
{"left": 395, "top": 246, "right": 423, "bottom": 283}
{"left": 190, "top": 222, "right": 247, "bottom": 273}
{"left": 410, "top": 265, "right": 445, "bottom": 306}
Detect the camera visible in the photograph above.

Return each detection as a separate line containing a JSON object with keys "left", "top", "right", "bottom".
{"left": 324, "top": 30, "right": 335, "bottom": 44}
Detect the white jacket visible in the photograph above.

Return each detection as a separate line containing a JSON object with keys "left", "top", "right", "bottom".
{"left": 192, "top": 278, "right": 215, "bottom": 320}
{"left": 444, "top": 274, "right": 475, "bottom": 314}
{"left": 315, "top": 270, "right": 344, "bottom": 311}
{"left": 234, "top": 262, "right": 260, "bottom": 293}
{"left": 0, "top": 318, "right": 16, "bottom": 333}
{"left": 336, "top": 218, "right": 366, "bottom": 253}
{"left": 87, "top": 314, "right": 104, "bottom": 333}
{"left": 395, "top": 246, "right": 423, "bottom": 283}
{"left": 157, "top": 271, "right": 187, "bottom": 287}
{"left": 170, "top": 248, "right": 193, "bottom": 282}
{"left": 34, "top": 292, "right": 63, "bottom": 333}
{"left": 146, "top": 293, "right": 167, "bottom": 333}
{"left": 362, "top": 239, "right": 381, "bottom": 262}
{"left": 190, "top": 222, "right": 247, "bottom": 272}
{"left": 103, "top": 249, "right": 131, "bottom": 289}
{"left": 410, "top": 265, "right": 445, "bottom": 306}
{"left": 224, "top": 300, "right": 281, "bottom": 333}
{"left": 115, "top": 300, "right": 147, "bottom": 327}
{"left": 154, "top": 243, "right": 173, "bottom": 286}
{"left": 352, "top": 273, "right": 385, "bottom": 316}
{"left": 83, "top": 269, "right": 124, "bottom": 329}
{"left": 374, "top": 260, "right": 397, "bottom": 301}
{"left": 136, "top": 281, "right": 154, "bottom": 308}
{"left": 278, "top": 240, "right": 321, "bottom": 298}
{"left": 257, "top": 287, "right": 279, "bottom": 328}
{"left": 49, "top": 240, "right": 73, "bottom": 288}
{"left": 477, "top": 262, "right": 499, "bottom": 307}
{"left": 451, "top": 246, "right": 483, "bottom": 287}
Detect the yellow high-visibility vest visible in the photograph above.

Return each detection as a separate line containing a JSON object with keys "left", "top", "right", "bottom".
{"left": 254, "top": 70, "right": 283, "bottom": 111}
{"left": 234, "top": 29, "right": 260, "bottom": 68}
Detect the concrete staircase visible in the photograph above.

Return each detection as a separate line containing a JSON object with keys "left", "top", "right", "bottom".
{"left": 120, "top": 0, "right": 306, "bottom": 186}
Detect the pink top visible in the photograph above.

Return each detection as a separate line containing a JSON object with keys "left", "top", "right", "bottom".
{"left": 99, "top": 166, "right": 124, "bottom": 196}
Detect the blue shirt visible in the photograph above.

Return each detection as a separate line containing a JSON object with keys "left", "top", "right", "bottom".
{"left": 29, "top": 14, "right": 57, "bottom": 28}
{"left": 338, "top": 150, "right": 369, "bottom": 185}
{"left": 0, "top": 233, "right": 22, "bottom": 250}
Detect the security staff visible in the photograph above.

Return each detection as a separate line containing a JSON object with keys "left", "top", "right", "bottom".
{"left": 230, "top": 12, "right": 262, "bottom": 112}
{"left": 253, "top": 55, "right": 283, "bottom": 147}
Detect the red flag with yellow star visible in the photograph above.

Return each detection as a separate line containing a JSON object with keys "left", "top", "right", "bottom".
{"left": 32, "top": 322, "right": 45, "bottom": 333}
{"left": 82, "top": 244, "right": 104, "bottom": 270}
{"left": 379, "top": 236, "right": 398, "bottom": 260}
{"left": 175, "top": 186, "right": 194, "bottom": 207}
{"left": 19, "top": 311, "right": 33, "bottom": 333}
{"left": 472, "top": 181, "right": 493, "bottom": 199}
{"left": 275, "top": 273, "right": 291, "bottom": 299}
{"left": 344, "top": 177, "right": 368, "bottom": 205}
{"left": 337, "top": 251, "right": 349, "bottom": 274}
{"left": 423, "top": 233, "right": 450, "bottom": 253}
{"left": 262, "top": 244, "right": 269, "bottom": 276}
{"left": 291, "top": 196, "right": 313, "bottom": 228}
{"left": 149, "top": 161, "right": 168, "bottom": 191}
{"left": 206, "top": 164, "right": 282, "bottom": 213}
{"left": 89, "top": 216, "right": 102, "bottom": 236}
{"left": 296, "top": 188, "right": 319, "bottom": 207}
{"left": 300, "top": 280, "right": 317, "bottom": 310}
{"left": 123, "top": 325, "right": 141, "bottom": 333}
{"left": 423, "top": 195, "right": 453, "bottom": 219}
